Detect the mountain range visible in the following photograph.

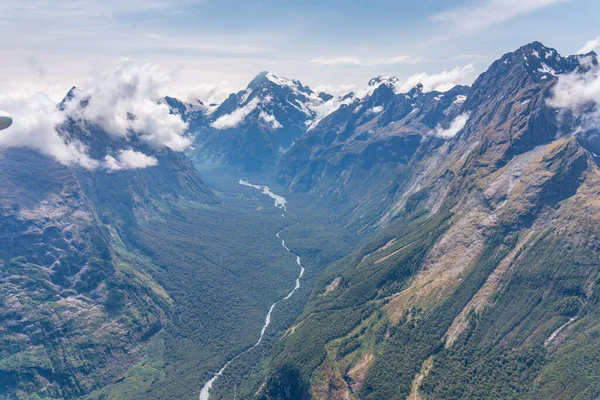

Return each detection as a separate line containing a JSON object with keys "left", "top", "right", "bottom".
{"left": 2, "top": 41, "right": 600, "bottom": 400}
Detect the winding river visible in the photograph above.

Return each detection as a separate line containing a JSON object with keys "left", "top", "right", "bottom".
{"left": 199, "top": 180, "right": 304, "bottom": 400}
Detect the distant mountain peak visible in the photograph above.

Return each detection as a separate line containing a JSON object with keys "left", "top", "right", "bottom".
{"left": 228, "top": 72, "right": 335, "bottom": 120}
{"left": 406, "top": 83, "right": 424, "bottom": 97}
{"left": 368, "top": 75, "right": 399, "bottom": 87}
{"left": 247, "top": 71, "right": 315, "bottom": 97}
{"left": 247, "top": 71, "right": 270, "bottom": 89}
{"left": 266, "top": 72, "right": 311, "bottom": 93}
{"left": 492, "top": 41, "right": 584, "bottom": 82}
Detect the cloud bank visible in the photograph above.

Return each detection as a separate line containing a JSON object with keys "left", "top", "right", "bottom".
{"left": 308, "top": 55, "right": 483, "bottom": 67}
{"left": 0, "top": 61, "right": 190, "bottom": 170}
{"left": 259, "top": 111, "right": 282, "bottom": 129}
{"left": 431, "top": 0, "right": 565, "bottom": 35}
{"left": 547, "top": 56, "right": 600, "bottom": 132}
{"left": 0, "top": 93, "right": 98, "bottom": 168}
{"left": 180, "top": 82, "right": 234, "bottom": 106}
{"left": 395, "top": 64, "right": 476, "bottom": 93}
{"left": 65, "top": 60, "right": 190, "bottom": 151}
{"left": 577, "top": 37, "right": 600, "bottom": 55}
{"left": 309, "top": 55, "right": 424, "bottom": 66}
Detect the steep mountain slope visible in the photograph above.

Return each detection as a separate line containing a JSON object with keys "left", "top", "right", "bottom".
{"left": 0, "top": 93, "right": 217, "bottom": 398}
{"left": 259, "top": 42, "right": 600, "bottom": 400}
{"left": 65, "top": 122, "right": 216, "bottom": 234}
{"left": 2, "top": 84, "right": 345, "bottom": 400}
{"left": 3, "top": 40, "right": 600, "bottom": 400}
{"left": 0, "top": 148, "right": 172, "bottom": 398}
{"left": 189, "top": 72, "right": 334, "bottom": 171}
{"left": 277, "top": 74, "right": 469, "bottom": 231}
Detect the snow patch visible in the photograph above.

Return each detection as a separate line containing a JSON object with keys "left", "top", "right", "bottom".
{"left": 538, "top": 62, "right": 557, "bottom": 77}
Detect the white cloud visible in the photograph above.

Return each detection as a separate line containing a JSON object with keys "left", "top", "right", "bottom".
{"left": 65, "top": 60, "right": 191, "bottom": 151}
{"left": 0, "top": 60, "right": 191, "bottom": 170}
{"left": 548, "top": 58, "right": 600, "bottom": 131}
{"left": 1, "top": 0, "right": 201, "bottom": 20}
{"left": 383, "top": 56, "right": 426, "bottom": 65}
{"left": 308, "top": 54, "right": 487, "bottom": 68}
{"left": 434, "top": 113, "right": 470, "bottom": 138}
{"left": 309, "top": 55, "right": 424, "bottom": 67}
{"left": 314, "top": 84, "right": 355, "bottom": 97}
{"left": 211, "top": 98, "right": 259, "bottom": 129}
{"left": 577, "top": 37, "right": 600, "bottom": 55}
{"left": 178, "top": 82, "right": 234, "bottom": 105}
{"left": 430, "top": 0, "right": 565, "bottom": 34}
{"left": 548, "top": 57, "right": 600, "bottom": 109}
{"left": 0, "top": 93, "right": 98, "bottom": 168}
{"left": 153, "top": 40, "right": 274, "bottom": 55}
{"left": 394, "top": 64, "right": 476, "bottom": 93}
{"left": 309, "top": 57, "right": 365, "bottom": 66}
{"left": 259, "top": 111, "right": 282, "bottom": 129}
{"left": 104, "top": 149, "right": 158, "bottom": 171}
{"left": 307, "top": 94, "right": 357, "bottom": 131}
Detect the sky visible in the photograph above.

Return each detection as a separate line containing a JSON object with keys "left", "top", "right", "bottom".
{"left": 1, "top": 0, "right": 599, "bottom": 102}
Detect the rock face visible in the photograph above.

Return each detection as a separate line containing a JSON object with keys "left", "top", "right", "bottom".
{"left": 276, "top": 76, "right": 469, "bottom": 230}
{"left": 275, "top": 42, "right": 595, "bottom": 231}
{"left": 188, "top": 72, "right": 334, "bottom": 171}
{"left": 0, "top": 148, "right": 111, "bottom": 295}
{"left": 0, "top": 99, "right": 216, "bottom": 397}
{"left": 260, "top": 43, "right": 600, "bottom": 400}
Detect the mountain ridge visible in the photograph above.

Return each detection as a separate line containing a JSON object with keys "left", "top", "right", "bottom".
{"left": 2, "top": 40, "right": 600, "bottom": 400}
{"left": 257, "top": 41, "right": 600, "bottom": 400}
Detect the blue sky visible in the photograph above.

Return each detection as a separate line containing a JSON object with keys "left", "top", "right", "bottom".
{"left": 1, "top": 0, "right": 599, "bottom": 101}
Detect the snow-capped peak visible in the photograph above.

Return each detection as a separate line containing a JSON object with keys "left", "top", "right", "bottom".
{"left": 212, "top": 71, "right": 345, "bottom": 131}
{"left": 265, "top": 72, "right": 312, "bottom": 94}
{"left": 247, "top": 71, "right": 315, "bottom": 99}
{"left": 500, "top": 42, "right": 582, "bottom": 81}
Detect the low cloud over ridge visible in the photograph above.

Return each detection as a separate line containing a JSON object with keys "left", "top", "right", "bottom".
{"left": 211, "top": 98, "right": 259, "bottom": 129}
{"left": 394, "top": 64, "right": 476, "bottom": 93}
{"left": 0, "top": 61, "right": 191, "bottom": 171}
{"left": 64, "top": 61, "right": 190, "bottom": 152}
{"left": 0, "top": 93, "right": 99, "bottom": 169}
{"left": 104, "top": 149, "right": 158, "bottom": 171}
{"left": 547, "top": 56, "right": 600, "bottom": 133}
{"left": 433, "top": 113, "right": 470, "bottom": 138}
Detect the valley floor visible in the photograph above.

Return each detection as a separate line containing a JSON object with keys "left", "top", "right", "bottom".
{"left": 90, "top": 165, "right": 357, "bottom": 400}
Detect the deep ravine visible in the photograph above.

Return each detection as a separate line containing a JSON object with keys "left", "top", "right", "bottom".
{"left": 199, "top": 180, "right": 304, "bottom": 400}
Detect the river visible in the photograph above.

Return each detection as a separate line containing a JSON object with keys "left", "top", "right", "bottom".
{"left": 199, "top": 180, "right": 304, "bottom": 400}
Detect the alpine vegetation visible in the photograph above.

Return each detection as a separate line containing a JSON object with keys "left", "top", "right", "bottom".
{"left": 1, "top": 2, "right": 599, "bottom": 400}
